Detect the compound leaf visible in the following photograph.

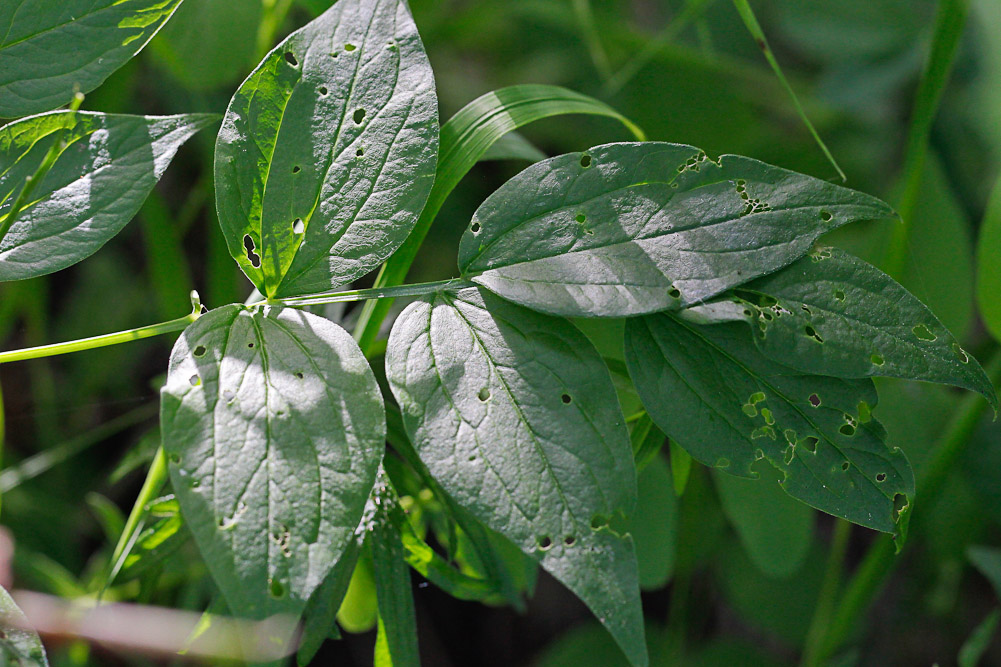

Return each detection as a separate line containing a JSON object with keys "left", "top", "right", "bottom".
{"left": 0, "top": 584, "right": 48, "bottom": 666}
{"left": 386, "top": 287, "right": 647, "bottom": 666}
{"left": 160, "top": 304, "right": 385, "bottom": 619}
{"left": 0, "top": 111, "right": 216, "bottom": 282}
{"left": 625, "top": 314, "right": 914, "bottom": 536}
{"left": 458, "top": 142, "right": 894, "bottom": 318}
{"left": 0, "top": 0, "right": 183, "bottom": 117}
{"left": 215, "top": 0, "right": 438, "bottom": 299}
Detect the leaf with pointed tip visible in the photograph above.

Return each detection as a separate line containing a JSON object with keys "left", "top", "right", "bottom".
{"left": 0, "top": 0, "right": 183, "bottom": 117}
{"left": 723, "top": 247, "right": 997, "bottom": 412}
{"left": 0, "top": 111, "right": 216, "bottom": 281}
{"left": 160, "top": 304, "right": 385, "bottom": 619}
{"left": 386, "top": 287, "right": 646, "bottom": 666}
{"left": 214, "top": 0, "right": 438, "bottom": 298}
{"left": 625, "top": 314, "right": 914, "bottom": 536}
{"left": 458, "top": 142, "right": 895, "bottom": 318}
{"left": 0, "top": 584, "right": 48, "bottom": 666}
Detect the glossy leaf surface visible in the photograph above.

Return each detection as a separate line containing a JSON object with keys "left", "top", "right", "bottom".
{"left": 0, "top": 111, "right": 215, "bottom": 281}
{"left": 215, "top": 0, "right": 438, "bottom": 298}
{"left": 625, "top": 314, "right": 914, "bottom": 535}
{"left": 0, "top": 0, "right": 183, "bottom": 117}
{"left": 160, "top": 304, "right": 385, "bottom": 618}
{"left": 459, "top": 142, "right": 895, "bottom": 318}
{"left": 386, "top": 287, "right": 646, "bottom": 666}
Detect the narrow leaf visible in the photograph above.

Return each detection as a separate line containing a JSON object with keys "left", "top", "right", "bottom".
{"left": 160, "top": 304, "right": 385, "bottom": 619}
{"left": 214, "top": 0, "right": 439, "bottom": 298}
{"left": 958, "top": 608, "right": 1000, "bottom": 667}
{"left": 625, "top": 314, "right": 914, "bottom": 536}
{"left": 977, "top": 173, "right": 1001, "bottom": 343}
{"left": 459, "top": 142, "right": 895, "bottom": 318}
{"left": 386, "top": 288, "right": 647, "bottom": 666}
{"left": 0, "top": 584, "right": 48, "bottom": 667}
{"left": 0, "top": 111, "right": 216, "bottom": 282}
{"left": 0, "top": 0, "right": 183, "bottom": 117}
{"left": 724, "top": 247, "right": 997, "bottom": 411}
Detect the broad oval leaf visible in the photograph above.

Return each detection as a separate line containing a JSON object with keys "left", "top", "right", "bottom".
{"left": 160, "top": 304, "right": 385, "bottom": 618}
{"left": 0, "top": 0, "right": 183, "bottom": 117}
{"left": 386, "top": 287, "right": 647, "bottom": 666}
{"left": 458, "top": 142, "right": 895, "bottom": 318}
{"left": 0, "top": 111, "right": 216, "bottom": 282}
{"left": 727, "top": 247, "right": 997, "bottom": 411}
{"left": 0, "top": 584, "right": 48, "bottom": 666}
{"left": 214, "top": 0, "right": 438, "bottom": 299}
{"left": 625, "top": 314, "right": 914, "bottom": 536}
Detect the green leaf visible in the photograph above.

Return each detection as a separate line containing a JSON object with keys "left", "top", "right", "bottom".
{"left": 977, "top": 173, "right": 1001, "bottom": 343}
{"left": 371, "top": 474, "right": 419, "bottom": 667}
{"left": 0, "top": 584, "right": 48, "bottom": 667}
{"left": 713, "top": 465, "right": 814, "bottom": 579}
{"left": 386, "top": 287, "right": 647, "bottom": 666}
{"left": 160, "top": 304, "right": 385, "bottom": 619}
{"left": 625, "top": 314, "right": 914, "bottom": 536}
{"left": 969, "top": 545, "right": 1001, "bottom": 600}
{"left": 115, "top": 502, "right": 189, "bottom": 584}
{"left": 214, "top": 0, "right": 438, "bottom": 299}
{"left": 480, "top": 131, "right": 547, "bottom": 164}
{"left": 959, "top": 608, "right": 1000, "bottom": 667}
{"left": 459, "top": 142, "right": 895, "bottom": 318}
{"left": 715, "top": 247, "right": 997, "bottom": 412}
{"left": 298, "top": 537, "right": 363, "bottom": 663}
{"left": 0, "top": 111, "right": 216, "bottom": 282}
{"left": 0, "top": 0, "right": 183, "bottom": 117}
{"left": 628, "top": 455, "right": 677, "bottom": 591}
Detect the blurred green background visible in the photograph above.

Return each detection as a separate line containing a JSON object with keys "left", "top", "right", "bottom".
{"left": 1, "top": 0, "right": 1000, "bottom": 664}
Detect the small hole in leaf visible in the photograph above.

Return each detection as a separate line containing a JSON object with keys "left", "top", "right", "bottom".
{"left": 470, "top": 222, "right": 481, "bottom": 233}
{"left": 270, "top": 579, "right": 285, "bottom": 598}
{"left": 591, "top": 515, "right": 608, "bottom": 530}
{"left": 344, "top": 43, "right": 356, "bottom": 51}
{"left": 575, "top": 213, "right": 586, "bottom": 223}
{"left": 840, "top": 424, "right": 856, "bottom": 437}
{"left": 841, "top": 461, "right": 850, "bottom": 472}
{"left": 478, "top": 388, "right": 490, "bottom": 402}
{"left": 808, "top": 393, "right": 821, "bottom": 407}
{"left": 353, "top": 108, "right": 366, "bottom": 124}
{"left": 538, "top": 536, "right": 553, "bottom": 550}
{"left": 468, "top": 454, "right": 476, "bottom": 462}
{"left": 715, "top": 457, "right": 730, "bottom": 469}
{"left": 802, "top": 436, "right": 818, "bottom": 453}
{"left": 223, "top": 390, "right": 235, "bottom": 402}
{"left": 564, "top": 536, "right": 576, "bottom": 546}
{"left": 284, "top": 52, "right": 298, "bottom": 67}
{"left": 953, "top": 343, "right": 969, "bottom": 363}
{"left": 293, "top": 218, "right": 305, "bottom": 234}
{"left": 871, "top": 354, "right": 885, "bottom": 366}
{"left": 356, "top": 147, "right": 364, "bottom": 157}
{"left": 893, "top": 494, "right": 909, "bottom": 522}
{"left": 669, "top": 286, "right": 681, "bottom": 299}
{"left": 193, "top": 345, "right": 206, "bottom": 357}
{"left": 295, "top": 371, "right": 304, "bottom": 379}
{"left": 834, "top": 290, "right": 846, "bottom": 301}
{"left": 292, "top": 165, "right": 301, "bottom": 174}
{"left": 876, "top": 473, "right": 887, "bottom": 482}
{"left": 189, "top": 375, "right": 201, "bottom": 387}
{"left": 912, "top": 324, "right": 936, "bottom": 341}
{"left": 168, "top": 453, "right": 181, "bottom": 463}
{"left": 819, "top": 210, "right": 833, "bottom": 222}
{"left": 243, "top": 234, "right": 261, "bottom": 268}
{"left": 318, "top": 86, "right": 328, "bottom": 96}
{"left": 247, "top": 342, "right": 255, "bottom": 349}
{"left": 580, "top": 154, "right": 592, "bottom": 168}
{"left": 561, "top": 393, "right": 572, "bottom": 404}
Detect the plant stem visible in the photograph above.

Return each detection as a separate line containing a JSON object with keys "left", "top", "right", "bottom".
{"left": 817, "top": 348, "right": 1001, "bottom": 659}
{"left": 0, "top": 313, "right": 197, "bottom": 365}
{"left": 572, "top": 0, "right": 613, "bottom": 80}
{"left": 273, "top": 278, "right": 473, "bottom": 308}
{"left": 800, "top": 519, "right": 852, "bottom": 667}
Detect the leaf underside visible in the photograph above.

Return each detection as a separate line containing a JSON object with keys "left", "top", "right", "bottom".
{"left": 459, "top": 141, "right": 895, "bottom": 318}
{"left": 214, "top": 0, "right": 438, "bottom": 298}
{"left": 0, "top": 111, "right": 216, "bottom": 281}
{"left": 386, "top": 287, "right": 647, "bottom": 666}
{"left": 160, "top": 305, "right": 385, "bottom": 619}
{"left": 625, "top": 314, "right": 914, "bottom": 535}
{"left": 0, "top": 0, "right": 183, "bottom": 117}
{"left": 0, "top": 584, "right": 49, "bottom": 666}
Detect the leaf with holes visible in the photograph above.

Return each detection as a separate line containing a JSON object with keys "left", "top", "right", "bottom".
{"left": 625, "top": 314, "right": 914, "bottom": 536}
{"left": 386, "top": 287, "right": 646, "bottom": 666}
{"left": 458, "top": 142, "right": 895, "bottom": 318}
{"left": 0, "top": 0, "right": 183, "bottom": 117}
{"left": 719, "top": 247, "right": 997, "bottom": 412}
{"left": 0, "top": 584, "right": 48, "bottom": 666}
{"left": 0, "top": 111, "right": 216, "bottom": 282}
{"left": 160, "top": 304, "right": 385, "bottom": 619}
{"left": 214, "top": 0, "right": 438, "bottom": 299}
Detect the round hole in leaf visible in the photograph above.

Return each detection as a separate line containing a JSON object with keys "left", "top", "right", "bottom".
{"left": 269, "top": 579, "right": 285, "bottom": 598}
{"left": 580, "top": 154, "right": 592, "bottom": 168}
{"left": 802, "top": 436, "right": 818, "bottom": 453}
{"left": 470, "top": 222, "right": 481, "bottom": 233}
{"left": 590, "top": 515, "right": 608, "bottom": 530}
{"left": 344, "top": 43, "right": 356, "bottom": 51}
{"left": 538, "top": 536, "right": 553, "bottom": 550}
{"left": 189, "top": 374, "right": 200, "bottom": 387}
{"left": 876, "top": 472, "right": 887, "bottom": 482}
{"left": 292, "top": 165, "right": 301, "bottom": 174}
{"left": 284, "top": 52, "right": 298, "bottom": 67}
{"left": 318, "top": 86, "right": 328, "bottom": 96}
{"left": 294, "top": 371, "right": 304, "bottom": 379}
{"left": 293, "top": 218, "right": 305, "bottom": 234}
{"left": 478, "top": 387, "right": 490, "bottom": 402}
{"left": 819, "top": 210, "right": 833, "bottom": 222}
{"left": 668, "top": 287, "right": 681, "bottom": 299}
{"left": 871, "top": 353, "right": 885, "bottom": 366}
{"left": 841, "top": 461, "right": 850, "bottom": 472}
{"left": 353, "top": 108, "right": 366, "bottom": 124}
{"left": 839, "top": 424, "right": 856, "bottom": 437}
{"left": 356, "top": 147, "right": 364, "bottom": 157}
{"left": 564, "top": 535, "right": 576, "bottom": 547}
{"left": 808, "top": 393, "right": 821, "bottom": 407}
{"left": 247, "top": 342, "right": 255, "bottom": 349}
{"left": 561, "top": 393, "right": 572, "bottom": 404}
{"left": 575, "top": 213, "right": 586, "bottom": 223}
{"left": 715, "top": 457, "right": 730, "bottom": 469}
{"left": 193, "top": 345, "right": 206, "bottom": 357}
{"left": 912, "top": 324, "right": 936, "bottom": 341}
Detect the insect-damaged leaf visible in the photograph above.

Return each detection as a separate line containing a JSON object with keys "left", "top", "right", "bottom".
{"left": 458, "top": 142, "right": 894, "bottom": 318}
{"left": 625, "top": 314, "right": 914, "bottom": 536}
{"left": 386, "top": 288, "right": 647, "bottom": 666}
{"left": 0, "top": 584, "right": 48, "bottom": 666}
{"left": 215, "top": 0, "right": 438, "bottom": 299}
{"left": 160, "top": 305, "right": 385, "bottom": 619}
{"left": 0, "top": 111, "right": 216, "bottom": 282}
{"left": 0, "top": 0, "right": 183, "bottom": 117}
{"left": 724, "top": 247, "right": 997, "bottom": 412}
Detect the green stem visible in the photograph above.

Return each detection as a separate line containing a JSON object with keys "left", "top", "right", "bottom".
{"left": 572, "top": 0, "right": 613, "bottom": 80}
{"left": 256, "top": 0, "right": 295, "bottom": 59}
{"left": 273, "top": 278, "right": 473, "bottom": 309}
{"left": 800, "top": 519, "right": 852, "bottom": 667}
{"left": 818, "top": 348, "right": 1001, "bottom": 659}
{"left": 731, "top": 0, "right": 846, "bottom": 182}
{"left": 0, "top": 312, "right": 197, "bottom": 365}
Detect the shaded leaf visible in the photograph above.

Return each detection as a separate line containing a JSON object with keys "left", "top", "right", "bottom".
{"left": 625, "top": 314, "right": 914, "bottom": 535}
{"left": 459, "top": 142, "right": 894, "bottom": 318}
{"left": 160, "top": 304, "right": 385, "bottom": 619}
{"left": 0, "top": 111, "right": 215, "bottom": 281}
{"left": 0, "top": 584, "right": 48, "bottom": 666}
{"left": 0, "top": 0, "right": 183, "bottom": 117}
{"left": 959, "top": 608, "right": 1000, "bottom": 667}
{"left": 628, "top": 455, "right": 677, "bottom": 591}
{"left": 214, "top": 0, "right": 438, "bottom": 298}
{"left": 386, "top": 287, "right": 646, "bottom": 666}
{"left": 977, "top": 173, "right": 1001, "bottom": 343}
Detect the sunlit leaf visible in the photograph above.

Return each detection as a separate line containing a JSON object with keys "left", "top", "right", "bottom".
{"left": 0, "top": 584, "right": 48, "bottom": 666}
